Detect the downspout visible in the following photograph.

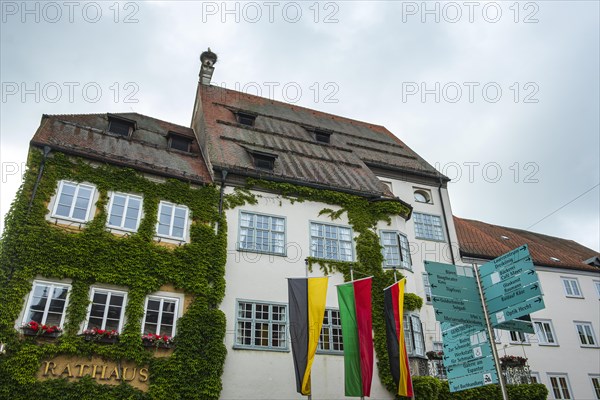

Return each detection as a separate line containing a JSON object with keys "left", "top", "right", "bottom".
{"left": 27, "top": 146, "right": 51, "bottom": 214}
{"left": 218, "top": 169, "right": 228, "bottom": 216}
{"left": 438, "top": 176, "right": 455, "bottom": 264}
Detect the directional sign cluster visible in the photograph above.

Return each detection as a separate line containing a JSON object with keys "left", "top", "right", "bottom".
{"left": 425, "top": 245, "right": 546, "bottom": 393}
{"left": 480, "top": 245, "right": 545, "bottom": 328}
{"left": 440, "top": 322, "right": 497, "bottom": 392}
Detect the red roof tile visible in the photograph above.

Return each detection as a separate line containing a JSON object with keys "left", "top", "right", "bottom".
{"left": 454, "top": 216, "right": 600, "bottom": 272}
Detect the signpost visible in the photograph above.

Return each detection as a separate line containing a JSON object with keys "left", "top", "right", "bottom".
{"left": 425, "top": 245, "right": 546, "bottom": 396}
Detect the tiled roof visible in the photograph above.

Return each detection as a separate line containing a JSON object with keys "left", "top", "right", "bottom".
{"left": 197, "top": 85, "right": 443, "bottom": 197}
{"left": 31, "top": 113, "right": 212, "bottom": 184}
{"left": 454, "top": 216, "right": 600, "bottom": 272}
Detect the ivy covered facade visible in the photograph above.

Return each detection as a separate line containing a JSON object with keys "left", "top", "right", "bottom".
{"left": 1, "top": 51, "right": 467, "bottom": 399}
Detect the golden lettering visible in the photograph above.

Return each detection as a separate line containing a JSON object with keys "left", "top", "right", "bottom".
{"left": 59, "top": 364, "right": 73, "bottom": 378}
{"left": 122, "top": 367, "right": 137, "bottom": 382}
{"left": 107, "top": 366, "right": 120, "bottom": 381}
{"left": 138, "top": 368, "right": 149, "bottom": 382}
{"left": 43, "top": 361, "right": 57, "bottom": 376}
{"left": 74, "top": 363, "right": 90, "bottom": 377}
{"left": 91, "top": 364, "right": 108, "bottom": 380}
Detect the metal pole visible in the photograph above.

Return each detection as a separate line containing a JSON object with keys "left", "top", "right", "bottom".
{"left": 473, "top": 264, "right": 509, "bottom": 400}
{"left": 304, "top": 259, "right": 311, "bottom": 400}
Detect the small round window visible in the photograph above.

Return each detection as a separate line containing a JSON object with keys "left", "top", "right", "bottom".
{"left": 414, "top": 190, "right": 431, "bottom": 203}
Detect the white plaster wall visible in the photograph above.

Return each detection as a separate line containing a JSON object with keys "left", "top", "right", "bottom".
{"left": 219, "top": 187, "right": 395, "bottom": 400}
{"left": 491, "top": 267, "right": 600, "bottom": 400}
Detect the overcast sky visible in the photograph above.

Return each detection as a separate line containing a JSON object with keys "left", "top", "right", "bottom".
{"left": 1, "top": 1, "right": 598, "bottom": 252}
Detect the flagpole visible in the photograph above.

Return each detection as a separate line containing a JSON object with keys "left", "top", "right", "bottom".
{"left": 304, "top": 258, "right": 312, "bottom": 400}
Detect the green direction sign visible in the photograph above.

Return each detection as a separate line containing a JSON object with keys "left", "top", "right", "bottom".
{"left": 430, "top": 282, "right": 481, "bottom": 303}
{"left": 483, "top": 268, "right": 539, "bottom": 300}
{"left": 425, "top": 261, "right": 477, "bottom": 289}
{"left": 480, "top": 245, "right": 529, "bottom": 277}
{"left": 444, "top": 341, "right": 493, "bottom": 365}
{"left": 435, "top": 310, "right": 485, "bottom": 326}
{"left": 449, "top": 370, "right": 498, "bottom": 393}
{"left": 496, "top": 318, "right": 535, "bottom": 334}
{"left": 446, "top": 355, "right": 496, "bottom": 380}
{"left": 486, "top": 283, "right": 542, "bottom": 314}
{"left": 442, "top": 326, "right": 493, "bottom": 365}
{"left": 491, "top": 296, "right": 545, "bottom": 326}
{"left": 432, "top": 296, "right": 483, "bottom": 315}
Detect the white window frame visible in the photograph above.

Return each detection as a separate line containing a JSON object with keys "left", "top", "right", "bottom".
{"left": 493, "top": 329, "right": 503, "bottom": 344}
{"left": 594, "top": 280, "right": 600, "bottom": 298}
{"left": 84, "top": 287, "right": 128, "bottom": 333}
{"left": 380, "top": 231, "right": 412, "bottom": 270}
{"left": 404, "top": 314, "right": 425, "bottom": 357}
{"left": 51, "top": 180, "right": 96, "bottom": 223}
{"left": 309, "top": 221, "right": 354, "bottom": 262}
{"left": 509, "top": 330, "right": 530, "bottom": 344}
{"left": 106, "top": 192, "right": 143, "bottom": 232}
{"left": 156, "top": 201, "right": 190, "bottom": 242}
{"left": 530, "top": 371, "right": 541, "bottom": 384}
{"left": 590, "top": 374, "right": 600, "bottom": 400}
{"left": 574, "top": 321, "right": 598, "bottom": 347}
{"left": 413, "top": 187, "right": 433, "bottom": 204}
{"left": 534, "top": 319, "right": 558, "bottom": 346}
{"left": 561, "top": 277, "right": 583, "bottom": 298}
{"left": 422, "top": 273, "right": 432, "bottom": 304}
{"left": 21, "top": 280, "right": 71, "bottom": 328}
{"left": 548, "top": 373, "right": 573, "bottom": 399}
{"left": 413, "top": 212, "right": 444, "bottom": 241}
{"left": 142, "top": 294, "right": 182, "bottom": 337}
{"left": 234, "top": 299, "right": 288, "bottom": 351}
{"left": 237, "top": 211, "right": 286, "bottom": 256}
{"left": 317, "top": 308, "right": 343, "bottom": 354}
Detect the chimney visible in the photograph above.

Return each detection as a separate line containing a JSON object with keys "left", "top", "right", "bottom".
{"left": 199, "top": 48, "right": 218, "bottom": 85}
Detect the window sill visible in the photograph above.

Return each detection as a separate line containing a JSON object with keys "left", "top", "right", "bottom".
{"left": 565, "top": 295, "right": 584, "bottom": 299}
{"left": 232, "top": 345, "right": 289, "bottom": 353}
{"left": 383, "top": 265, "right": 412, "bottom": 271}
{"left": 48, "top": 216, "right": 90, "bottom": 227}
{"left": 106, "top": 226, "right": 139, "bottom": 235}
{"left": 310, "top": 257, "right": 355, "bottom": 263}
{"left": 237, "top": 248, "right": 287, "bottom": 257}
{"left": 538, "top": 343, "right": 559, "bottom": 347}
{"left": 580, "top": 345, "right": 599, "bottom": 349}
{"left": 316, "top": 350, "right": 344, "bottom": 356}
{"left": 509, "top": 342, "right": 531, "bottom": 346}
{"left": 414, "top": 237, "right": 446, "bottom": 243}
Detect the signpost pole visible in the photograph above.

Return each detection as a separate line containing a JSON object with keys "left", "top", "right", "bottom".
{"left": 473, "top": 263, "right": 509, "bottom": 400}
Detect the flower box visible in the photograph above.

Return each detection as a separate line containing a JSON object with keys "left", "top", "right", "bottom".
{"left": 142, "top": 341, "right": 175, "bottom": 349}
{"left": 20, "top": 321, "right": 62, "bottom": 338}
{"left": 426, "top": 350, "right": 444, "bottom": 360}
{"left": 83, "top": 335, "right": 119, "bottom": 344}
{"left": 81, "top": 328, "right": 119, "bottom": 344}
{"left": 141, "top": 333, "right": 174, "bottom": 349}
{"left": 500, "top": 355, "right": 527, "bottom": 368}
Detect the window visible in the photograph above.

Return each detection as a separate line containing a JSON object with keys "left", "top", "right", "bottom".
{"left": 422, "top": 273, "right": 432, "bottom": 304}
{"left": 590, "top": 375, "right": 600, "bottom": 399}
{"left": 52, "top": 181, "right": 96, "bottom": 222}
{"left": 107, "top": 192, "right": 142, "bottom": 232}
{"left": 142, "top": 295, "right": 179, "bottom": 337}
{"left": 530, "top": 372, "right": 540, "bottom": 384}
{"left": 562, "top": 278, "right": 583, "bottom": 298}
{"left": 23, "top": 280, "right": 70, "bottom": 327}
{"left": 594, "top": 281, "right": 600, "bottom": 298}
{"left": 318, "top": 309, "right": 343, "bottom": 353}
{"left": 404, "top": 314, "right": 424, "bottom": 357}
{"left": 168, "top": 133, "right": 192, "bottom": 152}
{"left": 108, "top": 116, "right": 135, "bottom": 137}
{"left": 548, "top": 374, "right": 573, "bottom": 399}
{"left": 380, "top": 231, "right": 412, "bottom": 270}
{"left": 235, "top": 301, "right": 287, "bottom": 350}
{"left": 238, "top": 211, "right": 285, "bottom": 255}
{"left": 493, "top": 329, "right": 503, "bottom": 343}
{"left": 414, "top": 189, "right": 432, "bottom": 203}
{"left": 413, "top": 213, "right": 444, "bottom": 241}
{"left": 85, "top": 288, "right": 127, "bottom": 332}
{"left": 314, "top": 129, "right": 331, "bottom": 144}
{"left": 310, "top": 222, "right": 353, "bottom": 261}
{"left": 236, "top": 111, "right": 257, "bottom": 126}
{"left": 575, "top": 322, "right": 597, "bottom": 347}
{"left": 509, "top": 330, "right": 529, "bottom": 344}
{"left": 252, "top": 152, "right": 276, "bottom": 170}
{"left": 431, "top": 342, "right": 447, "bottom": 379}
{"left": 156, "top": 201, "right": 189, "bottom": 241}
{"left": 534, "top": 320, "right": 558, "bottom": 345}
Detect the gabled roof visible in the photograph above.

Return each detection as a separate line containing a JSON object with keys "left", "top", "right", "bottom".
{"left": 31, "top": 113, "right": 212, "bottom": 185}
{"left": 454, "top": 216, "right": 600, "bottom": 273}
{"left": 196, "top": 85, "right": 444, "bottom": 198}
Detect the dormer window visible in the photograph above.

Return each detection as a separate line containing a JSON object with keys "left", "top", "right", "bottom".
{"left": 168, "top": 132, "right": 192, "bottom": 152}
{"left": 314, "top": 129, "right": 331, "bottom": 144}
{"left": 107, "top": 115, "right": 135, "bottom": 137}
{"left": 246, "top": 149, "right": 277, "bottom": 171}
{"left": 235, "top": 111, "right": 257, "bottom": 126}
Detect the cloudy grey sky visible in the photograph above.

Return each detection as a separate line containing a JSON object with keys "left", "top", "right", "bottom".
{"left": 1, "top": 1, "right": 598, "bottom": 251}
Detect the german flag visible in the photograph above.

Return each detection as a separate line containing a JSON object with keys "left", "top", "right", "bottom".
{"left": 337, "top": 277, "right": 374, "bottom": 397}
{"left": 383, "top": 279, "right": 413, "bottom": 397}
{"left": 288, "top": 277, "right": 328, "bottom": 396}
